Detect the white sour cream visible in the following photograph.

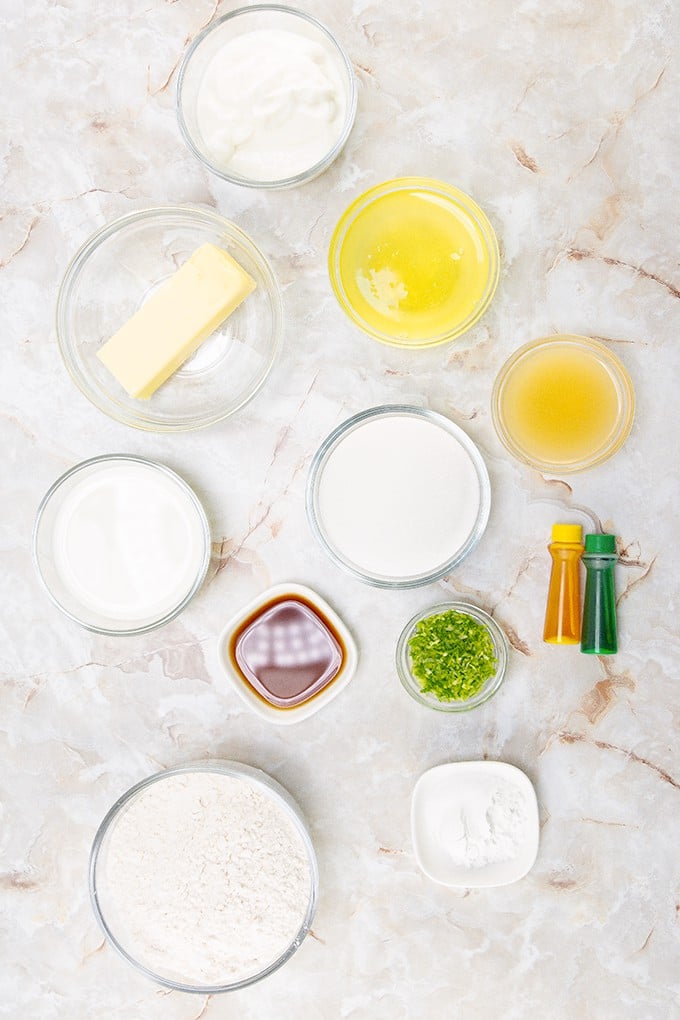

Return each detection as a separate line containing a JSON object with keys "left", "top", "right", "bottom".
{"left": 50, "top": 460, "right": 207, "bottom": 627}
{"left": 315, "top": 412, "right": 487, "bottom": 581}
{"left": 195, "top": 27, "right": 348, "bottom": 182}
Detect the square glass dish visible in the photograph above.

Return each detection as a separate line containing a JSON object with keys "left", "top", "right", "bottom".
{"left": 217, "top": 583, "right": 358, "bottom": 724}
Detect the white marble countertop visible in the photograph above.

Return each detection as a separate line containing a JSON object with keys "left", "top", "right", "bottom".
{"left": 2, "top": 1, "right": 679, "bottom": 1017}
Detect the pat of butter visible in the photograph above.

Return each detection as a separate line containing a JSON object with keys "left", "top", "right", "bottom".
{"left": 97, "top": 243, "right": 256, "bottom": 399}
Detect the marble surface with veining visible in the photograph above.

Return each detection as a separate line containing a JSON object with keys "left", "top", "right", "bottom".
{"left": 1, "top": 1, "right": 679, "bottom": 1017}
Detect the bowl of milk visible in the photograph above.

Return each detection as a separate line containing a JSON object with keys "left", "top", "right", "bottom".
{"left": 33, "top": 455, "right": 211, "bottom": 635}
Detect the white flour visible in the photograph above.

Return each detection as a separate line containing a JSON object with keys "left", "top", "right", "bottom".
{"left": 97, "top": 770, "right": 313, "bottom": 986}
{"left": 444, "top": 784, "right": 528, "bottom": 868}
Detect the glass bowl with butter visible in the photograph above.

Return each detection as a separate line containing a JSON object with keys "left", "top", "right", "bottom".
{"left": 176, "top": 6, "right": 357, "bottom": 188}
{"left": 57, "top": 206, "right": 282, "bottom": 432}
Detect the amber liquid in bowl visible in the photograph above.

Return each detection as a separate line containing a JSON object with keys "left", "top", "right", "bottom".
{"left": 493, "top": 336, "right": 635, "bottom": 471}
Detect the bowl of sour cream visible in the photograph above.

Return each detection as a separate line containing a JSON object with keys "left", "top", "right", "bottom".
{"left": 33, "top": 455, "right": 211, "bottom": 635}
{"left": 177, "top": 5, "right": 357, "bottom": 188}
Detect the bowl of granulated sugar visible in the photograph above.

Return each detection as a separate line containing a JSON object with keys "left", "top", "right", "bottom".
{"left": 89, "top": 761, "right": 318, "bottom": 992}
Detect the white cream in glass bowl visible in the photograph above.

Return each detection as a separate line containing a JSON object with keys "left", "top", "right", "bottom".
{"left": 177, "top": 5, "right": 357, "bottom": 188}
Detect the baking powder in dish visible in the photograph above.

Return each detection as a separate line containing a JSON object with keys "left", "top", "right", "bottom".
{"left": 442, "top": 784, "right": 528, "bottom": 869}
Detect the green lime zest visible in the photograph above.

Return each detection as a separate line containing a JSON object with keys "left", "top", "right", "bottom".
{"left": 408, "top": 609, "right": 497, "bottom": 702}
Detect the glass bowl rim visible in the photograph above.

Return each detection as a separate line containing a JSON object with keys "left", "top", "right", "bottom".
{"left": 88, "top": 759, "right": 319, "bottom": 994}
{"left": 328, "top": 176, "right": 500, "bottom": 348}
{"left": 396, "top": 600, "right": 508, "bottom": 712}
{"left": 490, "top": 333, "right": 636, "bottom": 473}
{"left": 32, "top": 453, "right": 211, "bottom": 636}
{"left": 56, "top": 204, "right": 283, "bottom": 433}
{"left": 305, "top": 404, "right": 491, "bottom": 589}
{"left": 176, "top": 4, "right": 358, "bottom": 189}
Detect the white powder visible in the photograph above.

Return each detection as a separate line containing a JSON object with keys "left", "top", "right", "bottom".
{"left": 96, "top": 770, "right": 313, "bottom": 987}
{"left": 316, "top": 413, "right": 484, "bottom": 579}
{"left": 442, "top": 784, "right": 528, "bottom": 869}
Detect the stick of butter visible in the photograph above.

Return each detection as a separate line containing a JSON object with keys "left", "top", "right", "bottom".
{"left": 97, "top": 243, "right": 256, "bottom": 399}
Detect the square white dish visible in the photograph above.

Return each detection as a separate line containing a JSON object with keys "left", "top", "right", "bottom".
{"left": 411, "top": 761, "right": 539, "bottom": 888}
{"left": 217, "top": 583, "right": 358, "bottom": 725}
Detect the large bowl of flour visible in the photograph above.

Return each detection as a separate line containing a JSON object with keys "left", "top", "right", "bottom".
{"left": 89, "top": 761, "right": 318, "bottom": 992}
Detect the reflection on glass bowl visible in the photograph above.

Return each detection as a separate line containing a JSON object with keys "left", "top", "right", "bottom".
{"left": 57, "top": 206, "right": 282, "bottom": 432}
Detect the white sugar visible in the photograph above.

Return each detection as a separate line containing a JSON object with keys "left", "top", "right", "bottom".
{"left": 317, "top": 414, "right": 482, "bottom": 578}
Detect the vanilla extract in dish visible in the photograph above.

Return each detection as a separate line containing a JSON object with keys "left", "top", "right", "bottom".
{"left": 229, "top": 594, "right": 345, "bottom": 708}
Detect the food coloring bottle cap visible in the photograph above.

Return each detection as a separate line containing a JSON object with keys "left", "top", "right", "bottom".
{"left": 551, "top": 523, "right": 583, "bottom": 544}
{"left": 584, "top": 533, "right": 617, "bottom": 554}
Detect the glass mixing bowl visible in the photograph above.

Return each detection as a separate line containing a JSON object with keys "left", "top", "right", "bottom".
{"left": 32, "top": 454, "right": 211, "bottom": 635}
{"left": 306, "top": 405, "right": 491, "bottom": 589}
{"left": 89, "top": 761, "right": 318, "bottom": 993}
{"left": 328, "top": 178, "right": 499, "bottom": 348}
{"left": 491, "top": 334, "right": 635, "bottom": 472}
{"left": 177, "top": 5, "right": 357, "bottom": 188}
{"left": 56, "top": 206, "right": 282, "bottom": 431}
{"left": 396, "top": 602, "right": 508, "bottom": 712}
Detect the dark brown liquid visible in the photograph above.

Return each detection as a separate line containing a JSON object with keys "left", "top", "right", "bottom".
{"left": 228, "top": 594, "right": 346, "bottom": 709}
